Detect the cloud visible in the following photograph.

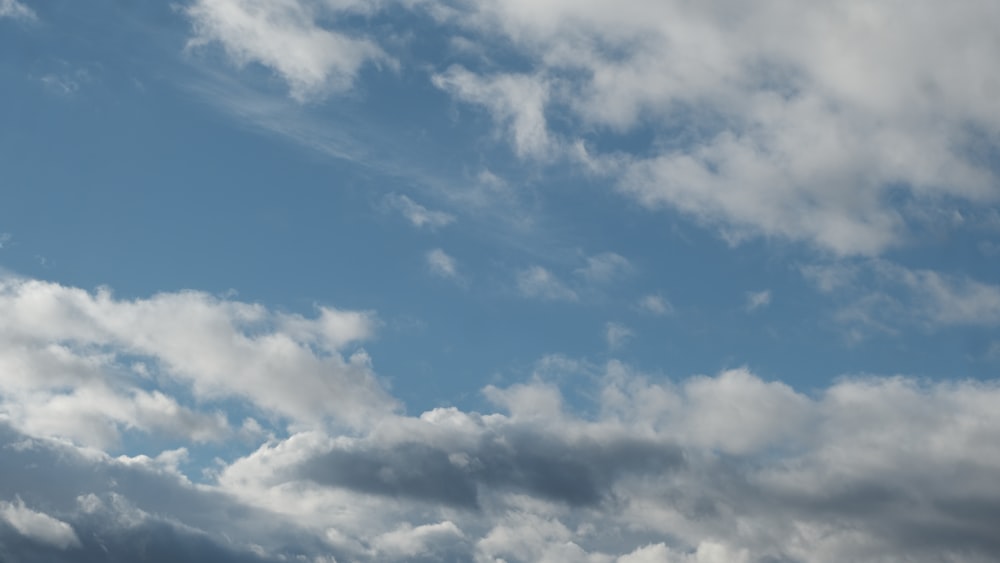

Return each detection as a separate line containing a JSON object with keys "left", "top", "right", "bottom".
{"left": 744, "top": 290, "right": 771, "bottom": 312}
{"left": 426, "top": 248, "right": 460, "bottom": 281}
{"left": 2, "top": 275, "right": 1000, "bottom": 561}
{"left": 185, "top": 0, "right": 390, "bottom": 100}
{"left": 0, "top": 274, "right": 397, "bottom": 446}
{"left": 2, "top": 350, "right": 1000, "bottom": 560}
{"left": 636, "top": 294, "right": 672, "bottom": 316}
{"left": 432, "top": 66, "right": 554, "bottom": 159}
{"left": 803, "top": 260, "right": 1000, "bottom": 333}
{"left": 0, "top": 498, "right": 80, "bottom": 550}
{"left": 575, "top": 252, "right": 633, "bottom": 284}
{"left": 384, "top": 193, "right": 455, "bottom": 230}
{"left": 0, "top": 0, "right": 35, "bottom": 20}
{"left": 605, "top": 322, "right": 633, "bottom": 350}
{"left": 427, "top": 0, "right": 1000, "bottom": 255}
{"left": 211, "top": 362, "right": 1000, "bottom": 562}
{"left": 516, "top": 266, "right": 578, "bottom": 301}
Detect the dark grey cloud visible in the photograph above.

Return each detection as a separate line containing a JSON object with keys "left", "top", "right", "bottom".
{"left": 0, "top": 422, "right": 342, "bottom": 563}
{"left": 296, "top": 428, "right": 684, "bottom": 509}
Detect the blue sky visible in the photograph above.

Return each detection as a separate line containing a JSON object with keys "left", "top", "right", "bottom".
{"left": 1, "top": 1, "right": 1000, "bottom": 561}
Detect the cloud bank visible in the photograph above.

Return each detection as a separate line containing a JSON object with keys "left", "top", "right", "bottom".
{"left": 1, "top": 274, "right": 999, "bottom": 561}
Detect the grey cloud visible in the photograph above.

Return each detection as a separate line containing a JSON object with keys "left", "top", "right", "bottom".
{"left": 296, "top": 428, "right": 684, "bottom": 509}
{"left": 4, "top": 314, "right": 1000, "bottom": 562}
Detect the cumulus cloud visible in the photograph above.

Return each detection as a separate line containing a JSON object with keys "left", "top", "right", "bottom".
{"left": 425, "top": 0, "right": 1000, "bottom": 255}
{"left": 2, "top": 330, "right": 1000, "bottom": 562}
{"left": 185, "top": 0, "right": 389, "bottom": 100}
{"left": 516, "top": 266, "right": 578, "bottom": 301}
{"left": 179, "top": 0, "right": 998, "bottom": 253}
{"left": 0, "top": 498, "right": 80, "bottom": 549}
{"left": 384, "top": 193, "right": 455, "bottom": 230}
{"left": 0, "top": 0, "right": 35, "bottom": 20}
{"left": 0, "top": 274, "right": 396, "bottom": 446}
{"left": 208, "top": 362, "right": 1000, "bottom": 562}
{"left": 1, "top": 274, "right": 999, "bottom": 562}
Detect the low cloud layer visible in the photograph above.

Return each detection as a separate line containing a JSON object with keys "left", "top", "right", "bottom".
{"left": 1, "top": 275, "right": 999, "bottom": 561}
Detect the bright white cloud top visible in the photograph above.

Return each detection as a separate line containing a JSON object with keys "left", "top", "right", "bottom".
{"left": 0, "top": 0, "right": 998, "bottom": 562}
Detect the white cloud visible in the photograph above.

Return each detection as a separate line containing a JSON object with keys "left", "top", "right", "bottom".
{"left": 426, "top": 248, "right": 460, "bottom": 280}
{"left": 744, "top": 289, "right": 771, "bottom": 311}
{"left": 185, "top": 0, "right": 390, "bottom": 101}
{"left": 433, "top": 66, "right": 553, "bottom": 159}
{"left": 0, "top": 0, "right": 35, "bottom": 20}
{"left": 0, "top": 233, "right": 11, "bottom": 249}
{"left": 374, "top": 521, "right": 465, "bottom": 558}
{"left": 575, "top": 252, "right": 633, "bottom": 284}
{"left": 0, "top": 275, "right": 397, "bottom": 446}
{"left": 384, "top": 193, "right": 455, "bottom": 229}
{"left": 605, "top": 322, "right": 633, "bottom": 350}
{"left": 427, "top": 0, "right": 1000, "bottom": 255}
{"left": 636, "top": 294, "right": 672, "bottom": 316}
{"left": 0, "top": 498, "right": 80, "bottom": 549}
{"left": 516, "top": 266, "right": 578, "bottom": 301}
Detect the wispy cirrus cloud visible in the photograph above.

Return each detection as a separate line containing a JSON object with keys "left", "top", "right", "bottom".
{"left": 425, "top": 248, "right": 461, "bottom": 282}
{"left": 385, "top": 193, "right": 455, "bottom": 230}
{"left": 803, "top": 260, "right": 1000, "bottom": 335}
{"left": 745, "top": 289, "right": 772, "bottom": 312}
{"left": 0, "top": 0, "right": 35, "bottom": 21}
{"left": 636, "top": 294, "right": 672, "bottom": 316}
{"left": 515, "top": 265, "right": 577, "bottom": 302}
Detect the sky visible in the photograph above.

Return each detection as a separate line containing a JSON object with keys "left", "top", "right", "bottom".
{"left": 1, "top": 0, "right": 999, "bottom": 561}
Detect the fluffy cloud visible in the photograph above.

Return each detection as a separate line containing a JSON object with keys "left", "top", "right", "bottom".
{"left": 427, "top": 0, "right": 1000, "bottom": 255}
{"left": 181, "top": 0, "right": 1000, "bottom": 253}
{"left": 185, "top": 0, "right": 389, "bottom": 100}
{"left": 0, "top": 274, "right": 396, "bottom": 447}
{"left": 433, "top": 66, "right": 554, "bottom": 159}
{"left": 1, "top": 275, "right": 999, "bottom": 562}
{"left": 203, "top": 363, "right": 1000, "bottom": 561}
{"left": 0, "top": 498, "right": 80, "bottom": 550}
{"left": 2, "top": 326, "right": 1000, "bottom": 561}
